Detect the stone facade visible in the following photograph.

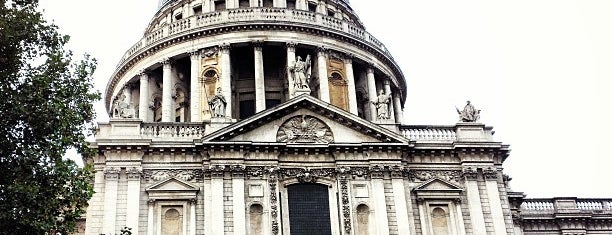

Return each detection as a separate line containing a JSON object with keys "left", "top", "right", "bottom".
{"left": 83, "top": 0, "right": 612, "bottom": 234}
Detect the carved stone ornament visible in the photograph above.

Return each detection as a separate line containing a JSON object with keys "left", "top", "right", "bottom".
{"left": 408, "top": 170, "right": 462, "bottom": 183}
{"left": 276, "top": 115, "right": 334, "bottom": 143}
{"left": 202, "top": 47, "right": 218, "bottom": 58}
{"left": 483, "top": 167, "right": 498, "bottom": 180}
{"left": 144, "top": 169, "right": 201, "bottom": 182}
{"left": 462, "top": 167, "right": 479, "bottom": 180}
{"left": 104, "top": 167, "right": 120, "bottom": 179}
{"left": 280, "top": 168, "right": 337, "bottom": 183}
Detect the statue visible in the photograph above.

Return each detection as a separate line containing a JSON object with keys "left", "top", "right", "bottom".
{"left": 113, "top": 94, "right": 136, "bottom": 118}
{"left": 372, "top": 89, "right": 391, "bottom": 120}
{"left": 456, "top": 100, "right": 480, "bottom": 122}
{"left": 289, "top": 55, "right": 312, "bottom": 90}
{"left": 208, "top": 87, "right": 226, "bottom": 118}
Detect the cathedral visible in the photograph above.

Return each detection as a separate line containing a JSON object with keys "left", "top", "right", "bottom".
{"left": 83, "top": 0, "right": 612, "bottom": 234}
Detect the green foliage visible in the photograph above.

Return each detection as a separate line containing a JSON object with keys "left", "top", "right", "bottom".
{"left": 0, "top": 0, "right": 100, "bottom": 234}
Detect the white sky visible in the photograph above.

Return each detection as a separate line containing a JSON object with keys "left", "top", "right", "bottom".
{"left": 39, "top": 0, "right": 612, "bottom": 198}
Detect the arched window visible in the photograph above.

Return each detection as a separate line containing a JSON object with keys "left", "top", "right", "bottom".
{"left": 249, "top": 204, "right": 264, "bottom": 235}
{"left": 356, "top": 204, "right": 370, "bottom": 235}
{"left": 431, "top": 207, "right": 449, "bottom": 235}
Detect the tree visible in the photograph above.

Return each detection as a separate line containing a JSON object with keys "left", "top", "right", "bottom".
{"left": 0, "top": 0, "right": 100, "bottom": 234}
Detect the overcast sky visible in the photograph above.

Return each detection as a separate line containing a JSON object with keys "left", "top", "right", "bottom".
{"left": 39, "top": 0, "right": 612, "bottom": 198}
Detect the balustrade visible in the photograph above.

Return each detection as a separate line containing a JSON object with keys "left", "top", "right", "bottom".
{"left": 521, "top": 198, "right": 612, "bottom": 215}
{"left": 400, "top": 126, "right": 456, "bottom": 141}
{"left": 140, "top": 122, "right": 205, "bottom": 139}
{"left": 115, "top": 8, "right": 392, "bottom": 71}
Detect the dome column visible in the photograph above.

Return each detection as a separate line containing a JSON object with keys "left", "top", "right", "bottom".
{"left": 254, "top": 41, "right": 266, "bottom": 112}
{"left": 317, "top": 46, "right": 330, "bottom": 103}
{"left": 344, "top": 55, "right": 358, "bottom": 115}
{"left": 161, "top": 58, "right": 173, "bottom": 122}
{"left": 286, "top": 42, "right": 297, "bottom": 98}
{"left": 138, "top": 70, "right": 149, "bottom": 122}
{"left": 366, "top": 66, "right": 377, "bottom": 121}
{"left": 393, "top": 93, "right": 403, "bottom": 124}
{"left": 190, "top": 50, "right": 201, "bottom": 122}
{"left": 383, "top": 79, "right": 396, "bottom": 122}
{"left": 220, "top": 43, "right": 232, "bottom": 118}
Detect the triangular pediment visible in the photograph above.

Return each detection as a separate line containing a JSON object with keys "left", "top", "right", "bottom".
{"left": 146, "top": 177, "right": 198, "bottom": 192}
{"left": 202, "top": 95, "right": 409, "bottom": 144}
{"left": 413, "top": 178, "right": 463, "bottom": 200}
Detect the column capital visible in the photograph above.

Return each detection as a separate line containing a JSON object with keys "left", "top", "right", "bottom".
{"left": 285, "top": 41, "right": 297, "bottom": 50}
{"left": 343, "top": 53, "right": 354, "bottom": 64}
{"left": 138, "top": 69, "right": 149, "bottom": 77}
{"left": 104, "top": 167, "right": 120, "bottom": 180}
{"left": 189, "top": 49, "right": 200, "bottom": 59}
{"left": 366, "top": 66, "right": 375, "bottom": 74}
{"left": 189, "top": 198, "right": 197, "bottom": 205}
{"left": 317, "top": 45, "right": 328, "bottom": 54}
{"left": 383, "top": 79, "right": 391, "bottom": 85}
{"left": 127, "top": 167, "right": 143, "bottom": 180}
{"left": 160, "top": 57, "right": 172, "bottom": 66}
{"left": 219, "top": 42, "right": 231, "bottom": 52}
{"left": 147, "top": 199, "right": 156, "bottom": 206}
{"left": 252, "top": 40, "right": 264, "bottom": 49}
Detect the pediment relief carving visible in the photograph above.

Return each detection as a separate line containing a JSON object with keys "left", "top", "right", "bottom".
{"left": 276, "top": 115, "right": 334, "bottom": 143}
{"left": 146, "top": 177, "right": 199, "bottom": 192}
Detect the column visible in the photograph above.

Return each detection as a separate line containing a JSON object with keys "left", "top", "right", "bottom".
{"left": 317, "top": 47, "right": 330, "bottom": 102}
{"left": 484, "top": 172, "right": 508, "bottom": 234}
{"left": 203, "top": 179, "right": 212, "bottom": 235}
{"left": 232, "top": 173, "right": 246, "bottom": 235}
{"left": 391, "top": 178, "right": 410, "bottom": 235}
{"left": 372, "top": 178, "right": 389, "bottom": 235}
{"left": 210, "top": 172, "right": 224, "bottom": 235}
{"left": 190, "top": 50, "right": 201, "bottom": 122}
{"left": 344, "top": 55, "right": 358, "bottom": 115}
{"left": 286, "top": 42, "right": 297, "bottom": 98}
{"left": 455, "top": 202, "right": 467, "bottom": 235}
{"left": 126, "top": 168, "right": 142, "bottom": 235}
{"left": 383, "top": 79, "right": 396, "bottom": 122}
{"left": 147, "top": 200, "right": 155, "bottom": 235}
{"left": 220, "top": 43, "right": 232, "bottom": 118}
{"left": 254, "top": 41, "right": 266, "bottom": 112}
{"left": 190, "top": 199, "right": 197, "bottom": 235}
{"left": 417, "top": 201, "right": 429, "bottom": 235}
{"left": 464, "top": 174, "right": 486, "bottom": 234}
{"left": 393, "top": 95, "right": 403, "bottom": 124}
{"left": 138, "top": 71, "right": 149, "bottom": 121}
{"left": 366, "top": 67, "right": 378, "bottom": 121}
{"left": 161, "top": 58, "right": 173, "bottom": 122}
{"left": 102, "top": 168, "right": 119, "bottom": 234}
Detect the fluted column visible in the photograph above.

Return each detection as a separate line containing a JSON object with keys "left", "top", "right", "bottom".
{"left": 317, "top": 47, "right": 330, "bottom": 102}
{"left": 383, "top": 79, "right": 396, "bottom": 122}
{"left": 393, "top": 94, "right": 403, "bottom": 124}
{"left": 190, "top": 50, "right": 201, "bottom": 122}
{"left": 161, "top": 58, "right": 173, "bottom": 122}
{"left": 344, "top": 55, "right": 358, "bottom": 115}
{"left": 220, "top": 43, "right": 232, "bottom": 118}
{"left": 138, "top": 71, "right": 149, "bottom": 121}
{"left": 126, "top": 168, "right": 141, "bottom": 235}
{"left": 286, "top": 42, "right": 297, "bottom": 98}
{"left": 254, "top": 41, "right": 266, "bottom": 112}
{"left": 366, "top": 67, "right": 377, "bottom": 121}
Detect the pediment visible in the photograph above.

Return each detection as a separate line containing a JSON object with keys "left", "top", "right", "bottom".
{"left": 202, "top": 95, "right": 409, "bottom": 144}
{"left": 413, "top": 178, "right": 463, "bottom": 200}
{"left": 146, "top": 177, "right": 198, "bottom": 192}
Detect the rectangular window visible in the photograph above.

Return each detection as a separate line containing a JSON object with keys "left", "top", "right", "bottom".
{"left": 193, "top": 5, "right": 202, "bottom": 15}
{"left": 263, "top": 0, "right": 274, "bottom": 7}
{"left": 239, "top": 0, "right": 250, "bottom": 8}
{"left": 308, "top": 2, "right": 317, "bottom": 12}
{"left": 286, "top": 0, "right": 296, "bottom": 9}
{"left": 214, "top": 0, "right": 226, "bottom": 11}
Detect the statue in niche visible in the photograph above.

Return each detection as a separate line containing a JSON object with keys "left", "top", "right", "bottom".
{"left": 456, "top": 100, "right": 481, "bottom": 122}
{"left": 289, "top": 55, "right": 312, "bottom": 89}
{"left": 113, "top": 93, "right": 136, "bottom": 118}
{"left": 372, "top": 89, "right": 391, "bottom": 120}
{"left": 208, "top": 87, "right": 226, "bottom": 117}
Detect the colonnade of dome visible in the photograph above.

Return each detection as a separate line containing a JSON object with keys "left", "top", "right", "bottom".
{"left": 107, "top": 0, "right": 406, "bottom": 126}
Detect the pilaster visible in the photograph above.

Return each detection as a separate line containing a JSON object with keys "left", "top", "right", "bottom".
{"left": 147, "top": 199, "right": 155, "bottom": 235}
{"left": 102, "top": 167, "right": 120, "bottom": 234}
{"left": 126, "top": 167, "right": 142, "bottom": 235}
{"left": 231, "top": 166, "right": 247, "bottom": 235}
{"left": 391, "top": 178, "right": 410, "bottom": 235}
{"left": 483, "top": 168, "right": 508, "bottom": 234}
{"left": 371, "top": 176, "right": 390, "bottom": 235}
{"left": 254, "top": 41, "right": 266, "bottom": 112}
{"left": 463, "top": 167, "right": 487, "bottom": 235}
{"left": 317, "top": 46, "right": 330, "bottom": 102}
{"left": 190, "top": 50, "right": 201, "bottom": 122}
{"left": 210, "top": 165, "right": 225, "bottom": 235}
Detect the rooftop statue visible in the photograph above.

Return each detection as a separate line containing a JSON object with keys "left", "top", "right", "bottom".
{"left": 112, "top": 93, "right": 136, "bottom": 118}
{"left": 456, "top": 100, "right": 480, "bottom": 122}
{"left": 290, "top": 55, "right": 312, "bottom": 90}
{"left": 372, "top": 89, "right": 391, "bottom": 120}
{"left": 209, "top": 87, "right": 227, "bottom": 118}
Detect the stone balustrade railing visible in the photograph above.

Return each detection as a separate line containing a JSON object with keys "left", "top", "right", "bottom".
{"left": 521, "top": 198, "right": 612, "bottom": 215}
{"left": 118, "top": 8, "right": 392, "bottom": 66}
{"left": 140, "top": 122, "right": 205, "bottom": 139}
{"left": 400, "top": 125, "right": 457, "bottom": 141}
